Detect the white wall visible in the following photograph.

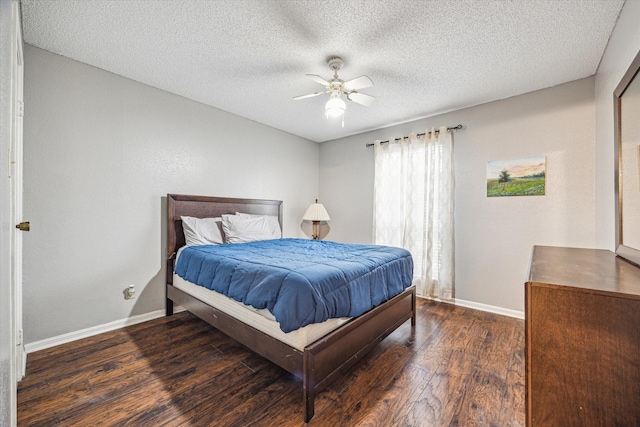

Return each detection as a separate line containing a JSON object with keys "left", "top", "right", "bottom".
{"left": 23, "top": 46, "right": 319, "bottom": 344}
{"left": 320, "top": 77, "right": 596, "bottom": 312}
{"left": 594, "top": 0, "right": 640, "bottom": 250}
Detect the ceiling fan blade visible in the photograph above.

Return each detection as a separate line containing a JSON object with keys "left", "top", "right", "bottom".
{"left": 348, "top": 92, "right": 376, "bottom": 107}
{"left": 344, "top": 75, "right": 373, "bottom": 90}
{"left": 306, "top": 74, "right": 330, "bottom": 86}
{"left": 293, "top": 91, "right": 325, "bottom": 100}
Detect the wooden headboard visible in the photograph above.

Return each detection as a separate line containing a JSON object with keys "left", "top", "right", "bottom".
{"left": 166, "top": 194, "right": 283, "bottom": 284}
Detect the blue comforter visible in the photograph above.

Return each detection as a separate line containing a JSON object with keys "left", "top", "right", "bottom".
{"left": 175, "top": 238, "right": 413, "bottom": 332}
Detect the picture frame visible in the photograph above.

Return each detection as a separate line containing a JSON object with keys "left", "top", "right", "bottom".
{"left": 487, "top": 156, "right": 546, "bottom": 197}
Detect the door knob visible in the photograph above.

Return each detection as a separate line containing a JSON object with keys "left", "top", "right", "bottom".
{"left": 15, "top": 222, "right": 29, "bottom": 231}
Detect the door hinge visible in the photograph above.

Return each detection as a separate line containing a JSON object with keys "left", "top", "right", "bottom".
{"left": 17, "top": 329, "right": 22, "bottom": 346}
{"left": 17, "top": 100, "right": 24, "bottom": 117}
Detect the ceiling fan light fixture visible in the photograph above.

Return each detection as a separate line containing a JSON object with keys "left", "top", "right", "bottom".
{"left": 294, "top": 56, "right": 372, "bottom": 128}
{"left": 325, "top": 94, "right": 346, "bottom": 118}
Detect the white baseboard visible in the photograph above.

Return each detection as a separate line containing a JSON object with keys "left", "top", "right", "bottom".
{"left": 24, "top": 306, "right": 185, "bottom": 354}
{"left": 418, "top": 295, "right": 524, "bottom": 319}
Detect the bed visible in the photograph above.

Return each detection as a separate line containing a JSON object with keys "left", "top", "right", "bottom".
{"left": 165, "top": 194, "right": 416, "bottom": 422}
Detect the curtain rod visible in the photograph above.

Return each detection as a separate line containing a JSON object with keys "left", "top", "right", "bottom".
{"left": 365, "top": 124, "right": 463, "bottom": 147}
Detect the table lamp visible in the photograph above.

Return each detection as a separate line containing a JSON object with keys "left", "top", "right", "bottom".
{"left": 303, "top": 199, "right": 330, "bottom": 240}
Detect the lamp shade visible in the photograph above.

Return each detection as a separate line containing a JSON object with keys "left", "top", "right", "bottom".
{"left": 325, "top": 96, "right": 346, "bottom": 117}
{"left": 303, "top": 202, "right": 330, "bottom": 222}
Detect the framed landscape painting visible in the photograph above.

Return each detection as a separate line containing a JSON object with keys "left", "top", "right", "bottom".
{"left": 487, "top": 156, "right": 546, "bottom": 197}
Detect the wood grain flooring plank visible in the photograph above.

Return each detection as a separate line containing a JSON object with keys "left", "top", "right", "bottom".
{"left": 447, "top": 313, "right": 520, "bottom": 426}
{"left": 408, "top": 348, "right": 479, "bottom": 426}
{"left": 47, "top": 348, "right": 236, "bottom": 426}
{"left": 20, "top": 315, "right": 213, "bottom": 389}
{"left": 147, "top": 362, "right": 287, "bottom": 426}
{"left": 497, "top": 320, "right": 526, "bottom": 427}
{"left": 450, "top": 366, "right": 505, "bottom": 426}
{"left": 18, "top": 323, "right": 215, "bottom": 403}
{"left": 310, "top": 344, "right": 415, "bottom": 426}
{"left": 17, "top": 301, "right": 525, "bottom": 426}
{"left": 387, "top": 362, "right": 445, "bottom": 425}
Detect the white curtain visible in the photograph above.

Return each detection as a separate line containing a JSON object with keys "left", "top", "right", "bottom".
{"left": 373, "top": 126, "right": 454, "bottom": 299}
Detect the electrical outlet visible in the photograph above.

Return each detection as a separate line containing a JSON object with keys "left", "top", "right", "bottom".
{"left": 124, "top": 284, "right": 136, "bottom": 300}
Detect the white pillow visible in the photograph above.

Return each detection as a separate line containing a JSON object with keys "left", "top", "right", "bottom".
{"left": 222, "top": 213, "right": 281, "bottom": 243}
{"left": 181, "top": 216, "right": 224, "bottom": 246}
{"left": 235, "top": 212, "right": 282, "bottom": 238}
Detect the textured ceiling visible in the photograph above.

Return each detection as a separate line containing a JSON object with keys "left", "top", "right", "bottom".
{"left": 21, "top": 0, "right": 624, "bottom": 143}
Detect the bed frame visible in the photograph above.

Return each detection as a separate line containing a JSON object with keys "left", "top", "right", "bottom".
{"left": 166, "top": 194, "right": 416, "bottom": 422}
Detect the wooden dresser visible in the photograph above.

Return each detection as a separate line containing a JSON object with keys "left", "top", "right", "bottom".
{"left": 525, "top": 246, "right": 640, "bottom": 426}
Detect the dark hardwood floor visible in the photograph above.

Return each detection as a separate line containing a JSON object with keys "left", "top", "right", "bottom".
{"left": 17, "top": 299, "right": 524, "bottom": 426}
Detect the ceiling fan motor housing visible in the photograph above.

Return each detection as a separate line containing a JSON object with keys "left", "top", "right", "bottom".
{"left": 328, "top": 57, "right": 344, "bottom": 73}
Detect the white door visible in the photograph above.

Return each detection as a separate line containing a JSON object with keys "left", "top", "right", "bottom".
{"left": 10, "top": 0, "right": 25, "bottom": 381}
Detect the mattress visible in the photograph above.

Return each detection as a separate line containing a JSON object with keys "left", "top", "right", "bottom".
{"left": 172, "top": 273, "right": 350, "bottom": 351}
{"left": 175, "top": 238, "right": 414, "bottom": 332}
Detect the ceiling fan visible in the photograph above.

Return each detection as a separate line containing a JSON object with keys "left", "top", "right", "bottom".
{"left": 293, "top": 57, "right": 375, "bottom": 122}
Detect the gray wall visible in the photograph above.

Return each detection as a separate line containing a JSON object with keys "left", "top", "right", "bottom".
{"left": 320, "top": 77, "right": 596, "bottom": 313}
{"left": 23, "top": 46, "right": 319, "bottom": 343}
{"left": 594, "top": 0, "right": 640, "bottom": 250}
{"left": 1, "top": 0, "right": 16, "bottom": 424}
